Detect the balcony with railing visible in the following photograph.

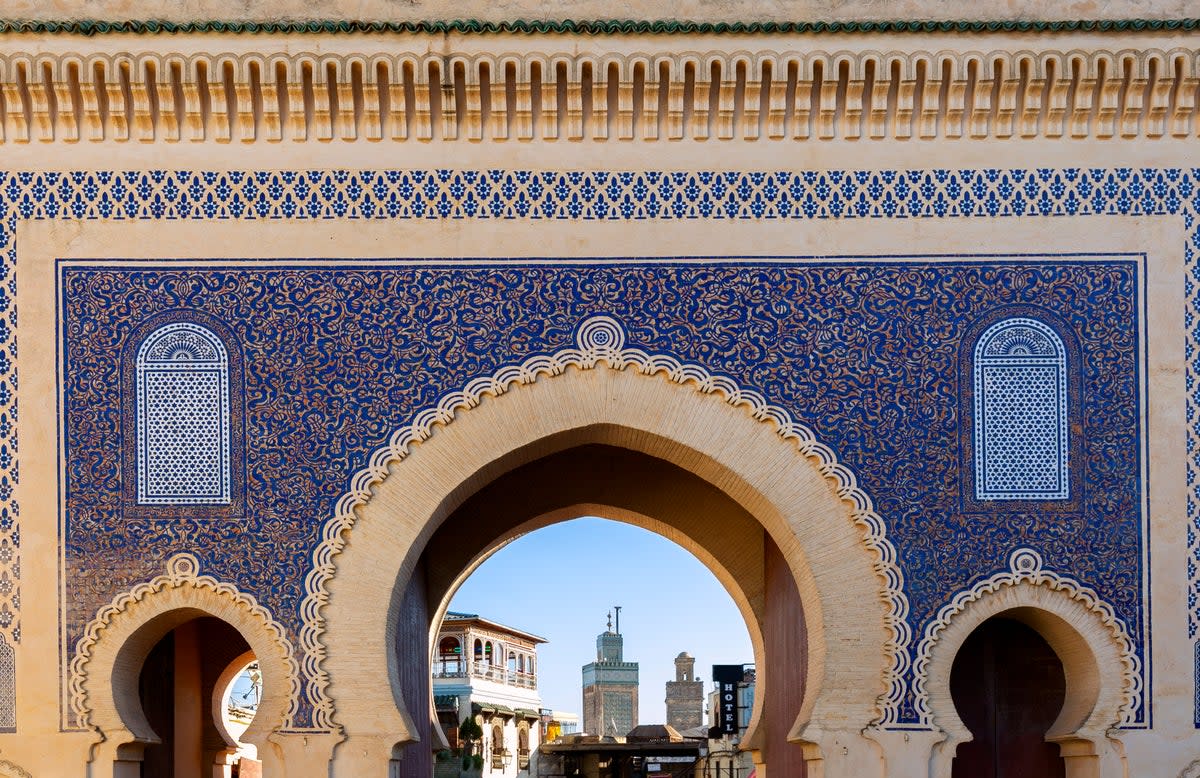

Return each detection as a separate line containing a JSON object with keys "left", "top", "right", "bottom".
{"left": 433, "top": 659, "right": 538, "bottom": 689}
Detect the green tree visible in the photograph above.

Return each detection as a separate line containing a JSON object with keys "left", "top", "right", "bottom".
{"left": 458, "top": 715, "right": 483, "bottom": 770}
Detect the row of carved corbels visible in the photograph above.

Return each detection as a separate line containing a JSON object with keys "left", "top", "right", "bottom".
{"left": 0, "top": 46, "right": 1196, "bottom": 143}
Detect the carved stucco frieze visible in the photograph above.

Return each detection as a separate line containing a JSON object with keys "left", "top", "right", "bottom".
{"left": 0, "top": 44, "right": 1194, "bottom": 143}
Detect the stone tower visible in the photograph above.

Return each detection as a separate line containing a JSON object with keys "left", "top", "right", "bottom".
{"left": 665, "top": 652, "right": 705, "bottom": 730}
{"left": 582, "top": 609, "right": 639, "bottom": 737}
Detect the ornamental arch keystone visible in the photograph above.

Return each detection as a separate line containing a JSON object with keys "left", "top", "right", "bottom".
{"left": 313, "top": 316, "right": 910, "bottom": 775}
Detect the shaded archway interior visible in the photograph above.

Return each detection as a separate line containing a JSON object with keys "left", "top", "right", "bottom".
{"left": 390, "top": 442, "right": 809, "bottom": 777}
{"left": 135, "top": 616, "right": 253, "bottom": 778}
{"left": 950, "top": 616, "right": 1066, "bottom": 778}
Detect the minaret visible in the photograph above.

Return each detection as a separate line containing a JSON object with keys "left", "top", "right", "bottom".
{"left": 581, "top": 609, "right": 639, "bottom": 737}
{"left": 665, "top": 652, "right": 704, "bottom": 730}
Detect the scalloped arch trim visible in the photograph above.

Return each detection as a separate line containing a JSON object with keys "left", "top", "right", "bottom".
{"left": 68, "top": 553, "right": 302, "bottom": 730}
{"left": 911, "top": 547, "right": 1141, "bottom": 728}
{"left": 300, "top": 314, "right": 912, "bottom": 730}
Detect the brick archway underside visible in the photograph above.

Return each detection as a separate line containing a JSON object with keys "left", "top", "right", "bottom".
{"left": 419, "top": 443, "right": 786, "bottom": 769}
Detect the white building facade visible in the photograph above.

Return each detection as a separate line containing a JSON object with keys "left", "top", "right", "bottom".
{"left": 434, "top": 613, "right": 547, "bottom": 777}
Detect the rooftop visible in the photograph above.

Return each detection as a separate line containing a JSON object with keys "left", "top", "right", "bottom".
{"left": 441, "top": 612, "right": 548, "bottom": 644}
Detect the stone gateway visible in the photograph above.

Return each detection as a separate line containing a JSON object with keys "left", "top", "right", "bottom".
{"left": 0, "top": 1, "right": 1195, "bottom": 776}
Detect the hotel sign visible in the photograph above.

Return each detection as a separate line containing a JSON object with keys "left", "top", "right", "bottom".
{"left": 711, "top": 665, "right": 742, "bottom": 736}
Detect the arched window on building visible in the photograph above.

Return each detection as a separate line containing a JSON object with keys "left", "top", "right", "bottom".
{"left": 491, "top": 723, "right": 506, "bottom": 769}
{"left": 517, "top": 725, "right": 531, "bottom": 769}
{"left": 136, "top": 322, "right": 232, "bottom": 505}
{"left": 973, "top": 317, "right": 1068, "bottom": 501}
{"left": 438, "top": 636, "right": 462, "bottom": 676}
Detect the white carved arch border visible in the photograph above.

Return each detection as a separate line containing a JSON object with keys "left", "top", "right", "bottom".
{"left": 300, "top": 314, "right": 911, "bottom": 730}
{"left": 913, "top": 548, "right": 1139, "bottom": 772}
{"left": 0, "top": 760, "right": 30, "bottom": 778}
{"left": 68, "top": 553, "right": 302, "bottom": 738}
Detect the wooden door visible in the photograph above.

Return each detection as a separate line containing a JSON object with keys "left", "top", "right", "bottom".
{"left": 949, "top": 617, "right": 1066, "bottom": 778}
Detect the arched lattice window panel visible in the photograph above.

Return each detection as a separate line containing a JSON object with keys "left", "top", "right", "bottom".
{"left": 973, "top": 317, "right": 1068, "bottom": 501}
{"left": 136, "top": 323, "right": 232, "bottom": 505}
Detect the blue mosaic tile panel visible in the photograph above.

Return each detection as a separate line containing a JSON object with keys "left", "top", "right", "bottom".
{"left": 59, "top": 258, "right": 1143, "bottom": 727}
{"left": 0, "top": 165, "right": 1188, "bottom": 729}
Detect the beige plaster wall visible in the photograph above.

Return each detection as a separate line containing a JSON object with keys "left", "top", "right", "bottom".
{"left": 0, "top": 0, "right": 1193, "bottom": 23}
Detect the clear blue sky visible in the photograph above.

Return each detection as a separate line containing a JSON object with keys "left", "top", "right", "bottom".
{"left": 448, "top": 517, "right": 754, "bottom": 726}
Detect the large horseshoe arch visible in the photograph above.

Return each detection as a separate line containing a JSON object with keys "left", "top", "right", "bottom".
{"left": 319, "top": 344, "right": 900, "bottom": 777}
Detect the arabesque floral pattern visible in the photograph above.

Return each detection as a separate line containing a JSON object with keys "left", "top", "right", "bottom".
{"left": 0, "top": 165, "right": 1183, "bottom": 728}
{"left": 61, "top": 258, "right": 1142, "bottom": 727}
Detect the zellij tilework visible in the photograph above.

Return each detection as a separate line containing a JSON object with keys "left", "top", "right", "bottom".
{"left": 0, "top": 167, "right": 1189, "bottom": 727}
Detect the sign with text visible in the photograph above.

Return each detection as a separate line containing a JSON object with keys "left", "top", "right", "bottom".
{"left": 711, "top": 665, "right": 742, "bottom": 736}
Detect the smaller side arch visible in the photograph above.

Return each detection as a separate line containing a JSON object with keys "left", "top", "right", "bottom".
{"left": 68, "top": 554, "right": 300, "bottom": 761}
{"left": 916, "top": 548, "right": 1137, "bottom": 777}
